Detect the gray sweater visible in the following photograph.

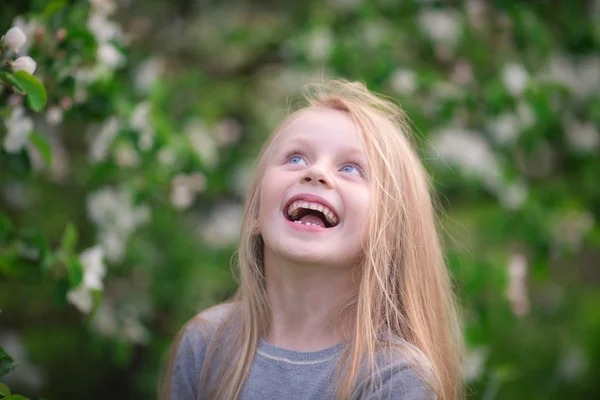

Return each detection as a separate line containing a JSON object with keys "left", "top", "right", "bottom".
{"left": 171, "top": 304, "right": 436, "bottom": 400}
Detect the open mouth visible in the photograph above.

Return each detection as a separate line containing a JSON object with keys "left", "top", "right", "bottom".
{"left": 284, "top": 200, "right": 339, "bottom": 228}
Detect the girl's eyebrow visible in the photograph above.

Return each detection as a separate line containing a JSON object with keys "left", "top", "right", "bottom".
{"left": 345, "top": 148, "right": 367, "bottom": 160}
{"left": 284, "top": 138, "right": 365, "bottom": 157}
{"left": 283, "top": 137, "right": 312, "bottom": 149}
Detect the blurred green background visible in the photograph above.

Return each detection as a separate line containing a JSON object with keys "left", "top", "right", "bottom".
{"left": 1, "top": 0, "right": 599, "bottom": 399}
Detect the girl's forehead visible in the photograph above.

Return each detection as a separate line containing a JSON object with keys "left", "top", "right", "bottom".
{"left": 275, "top": 107, "right": 362, "bottom": 144}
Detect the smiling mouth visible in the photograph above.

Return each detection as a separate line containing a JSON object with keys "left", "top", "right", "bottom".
{"left": 284, "top": 200, "right": 339, "bottom": 228}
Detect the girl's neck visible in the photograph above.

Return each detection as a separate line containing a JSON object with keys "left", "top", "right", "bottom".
{"left": 263, "top": 249, "right": 358, "bottom": 352}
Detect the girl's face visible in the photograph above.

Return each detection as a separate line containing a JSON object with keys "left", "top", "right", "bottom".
{"left": 257, "top": 107, "right": 371, "bottom": 267}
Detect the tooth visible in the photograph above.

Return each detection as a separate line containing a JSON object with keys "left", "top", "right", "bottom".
{"left": 301, "top": 202, "right": 309, "bottom": 209}
{"left": 316, "top": 205, "right": 324, "bottom": 212}
{"left": 309, "top": 204, "right": 317, "bottom": 210}
{"left": 294, "top": 220, "right": 301, "bottom": 224}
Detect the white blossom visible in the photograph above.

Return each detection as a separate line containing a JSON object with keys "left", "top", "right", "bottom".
{"left": 185, "top": 119, "right": 218, "bottom": 167}
{"left": 67, "top": 284, "right": 94, "bottom": 314}
{"left": 129, "top": 101, "right": 154, "bottom": 151}
{"left": 466, "top": 0, "right": 486, "bottom": 29}
{"left": 122, "top": 315, "right": 149, "bottom": 344}
{"left": 431, "top": 81, "right": 464, "bottom": 101}
{"left": 99, "top": 230, "right": 126, "bottom": 264}
{"left": 418, "top": 9, "right": 461, "bottom": 46}
{"left": 170, "top": 173, "right": 207, "bottom": 210}
{"left": 3, "top": 106, "right": 34, "bottom": 153}
{"left": 506, "top": 253, "right": 529, "bottom": 317}
{"left": 87, "top": 13, "right": 122, "bottom": 43}
{"left": 390, "top": 68, "right": 417, "bottom": 95}
{"left": 89, "top": 117, "right": 121, "bottom": 163}
{"left": 544, "top": 55, "right": 600, "bottom": 100}
{"left": 87, "top": 187, "right": 151, "bottom": 262}
{"left": 200, "top": 203, "right": 243, "bottom": 247}
{"left": 97, "top": 43, "right": 125, "bottom": 71}
{"left": 488, "top": 113, "right": 520, "bottom": 145}
{"left": 90, "top": 0, "right": 117, "bottom": 16}
{"left": 87, "top": 0, "right": 121, "bottom": 47}
{"left": 429, "top": 128, "right": 502, "bottom": 190}
{"left": 80, "top": 246, "right": 106, "bottom": 290}
{"left": 499, "top": 180, "right": 528, "bottom": 210}
{"left": 87, "top": 187, "right": 150, "bottom": 233}
{"left": 502, "top": 63, "right": 529, "bottom": 96}
{"left": 12, "top": 56, "right": 37, "bottom": 75}
{"left": 91, "top": 301, "right": 149, "bottom": 344}
{"left": 46, "top": 106, "right": 64, "bottom": 126}
{"left": 215, "top": 119, "right": 242, "bottom": 146}
{"left": 451, "top": 61, "right": 473, "bottom": 85}
{"left": 2, "top": 27, "right": 27, "bottom": 52}
{"left": 135, "top": 57, "right": 165, "bottom": 94}
{"left": 66, "top": 246, "right": 106, "bottom": 314}
{"left": 114, "top": 142, "right": 140, "bottom": 167}
{"left": 563, "top": 118, "right": 600, "bottom": 154}
{"left": 74, "top": 66, "right": 102, "bottom": 86}
{"left": 306, "top": 28, "right": 333, "bottom": 62}
{"left": 91, "top": 302, "right": 119, "bottom": 336}
{"left": 158, "top": 147, "right": 177, "bottom": 166}
{"left": 463, "top": 346, "right": 488, "bottom": 382}
{"left": 11, "top": 17, "right": 37, "bottom": 54}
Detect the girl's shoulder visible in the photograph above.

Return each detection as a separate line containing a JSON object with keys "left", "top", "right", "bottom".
{"left": 375, "top": 333, "right": 436, "bottom": 388}
{"left": 183, "top": 302, "right": 236, "bottom": 338}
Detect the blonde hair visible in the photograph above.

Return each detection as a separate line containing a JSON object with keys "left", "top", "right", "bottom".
{"left": 161, "top": 79, "right": 464, "bottom": 400}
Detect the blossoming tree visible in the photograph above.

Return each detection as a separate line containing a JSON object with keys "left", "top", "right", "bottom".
{"left": 1, "top": 0, "right": 599, "bottom": 399}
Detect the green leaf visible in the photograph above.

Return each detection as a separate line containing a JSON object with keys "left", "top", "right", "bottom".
{"left": 17, "top": 230, "right": 50, "bottom": 264}
{"left": 66, "top": 256, "right": 83, "bottom": 288}
{"left": 0, "top": 346, "right": 16, "bottom": 377}
{"left": 0, "top": 347, "right": 14, "bottom": 363}
{"left": 12, "top": 71, "right": 47, "bottom": 112}
{"left": 28, "top": 131, "right": 52, "bottom": 167}
{"left": 52, "top": 278, "right": 69, "bottom": 309}
{"left": 0, "top": 148, "right": 32, "bottom": 178}
{"left": 5, "top": 395, "right": 29, "bottom": 400}
{"left": 0, "top": 212, "right": 13, "bottom": 243}
{"left": 0, "top": 72, "right": 23, "bottom": 91}
{"left": 0, "top": 382, "right": 11, "bottom": 396}
{"left": 61, "top": 223, "right": 78, "bottom": 253}
{"left": 41, "top": 0, "right": 67, "bottom": 20}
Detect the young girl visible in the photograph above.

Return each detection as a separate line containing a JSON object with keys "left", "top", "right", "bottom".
{"left": 161, "top": 80, "right": 463, "bottom": 400}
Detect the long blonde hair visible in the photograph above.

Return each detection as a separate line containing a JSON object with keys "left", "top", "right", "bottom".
{"left": 161, "top": 79, "right": 463, "bottom": 400}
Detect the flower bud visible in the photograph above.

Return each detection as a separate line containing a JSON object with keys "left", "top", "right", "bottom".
{"left": 3, "top": 27, "right": 27, "bottom": 52}
{"left": 55, "top": 28, "right": 67, "bottom": 43}
{"left": 12, "top": 56, "right": 37, "bottom": 75}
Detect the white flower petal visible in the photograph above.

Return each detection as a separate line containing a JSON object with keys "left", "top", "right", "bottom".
{"left": 3, "top": 27, "right": 27, "bottom": 52}
{"left": 67, "top": 285, "right": 94, "bottom": 314}
{"left": 12, "top": 56, "right": 37, "bottom": 75}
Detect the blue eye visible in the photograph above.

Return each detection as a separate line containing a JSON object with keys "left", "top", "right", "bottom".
{"left": 288, "top": 155, "right": 307, "bottom": 165}
{"left": 341, "top": 164, "right": 360, "bottom": 175}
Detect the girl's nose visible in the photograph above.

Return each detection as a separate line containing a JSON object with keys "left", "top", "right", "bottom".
{"left": 300, "top": 167, "right": 334, "bottom": 189}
